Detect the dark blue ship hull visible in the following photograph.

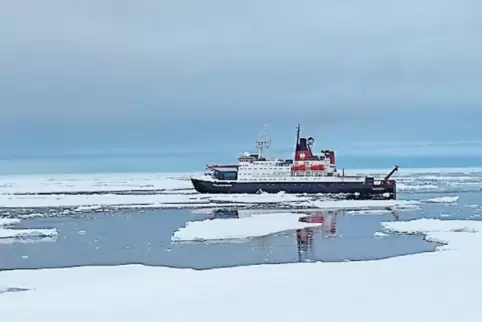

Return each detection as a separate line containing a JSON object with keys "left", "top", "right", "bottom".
{"left": 191, "top": 178, "right": 396, "bottom": 199}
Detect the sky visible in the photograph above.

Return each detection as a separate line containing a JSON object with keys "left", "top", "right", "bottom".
{"left": 1, "top": 0, "right": 482, "bottom": 157}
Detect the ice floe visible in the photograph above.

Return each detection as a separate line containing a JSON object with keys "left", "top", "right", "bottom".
{"left": 0, "top": 236, "right": 57, "bottom": 245}
{"left": 171, "top": 212, "right": 322, "bottom": 242}
{"left": 1, "top": 218, "right": 482, "bottom": 321}
{"left": 310, "top": 199, "right": 419, "bottom": 210}
{"left": 397, "top": 183, "right": 439, "bottom": 192}
{"left": 0, "top": 217, "right": 58, "bottom": 241}
{"left": 423, "top": 196, "right": 459, "bottom": 204}
{"left": 0, "top": 193, "right": 450, "bottom": 214}
{"left": 346, "top": 209, "right": 398, "bottom": 215}
{"left": 382, "top": 218, "right": 479, "bottom": 250}
{"left": 0, "top": 167, "right": 479, "bottom": 211}
{"left": 0, "top": 191, "right": 424, "bottom": 212}
{"left": 0, "top": 193, "right": 313, "bottom": 210}
{"left": 207, "top": 192, "right": 305, "bottom": 204}
{"left": 373, "top": 232, "right": 388, "bottom": 238}
{"left": 0, "top": 172, "right": 195, "bottom": 194}
{"left": 0, "top": 218, "right": 21, "bottom": 226}
{"left": 1, "top": 167, "right": 481, "bottom": 197}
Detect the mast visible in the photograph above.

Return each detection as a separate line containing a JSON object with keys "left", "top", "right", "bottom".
{"left": 255, "top": 124, "right": 271, "bottom": 158}
{"left": 296, "top": 124, "right": 300, "bottom": 145}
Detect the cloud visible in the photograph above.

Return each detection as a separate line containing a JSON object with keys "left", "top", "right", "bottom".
{"left": 1, "top": 0, "right": 481, "bottom": 128}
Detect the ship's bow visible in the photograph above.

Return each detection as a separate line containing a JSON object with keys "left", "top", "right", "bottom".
{"left": 191, "top": 177, "right": 210, "bottom": 193}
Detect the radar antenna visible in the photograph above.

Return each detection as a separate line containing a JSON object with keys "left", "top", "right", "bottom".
{"left": 255, "top": 124, "right": 271, "bottom": 158}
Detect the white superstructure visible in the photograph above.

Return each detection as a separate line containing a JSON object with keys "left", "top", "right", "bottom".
{"left": 204, "top": 125, "right": 370, "bottom": 183}
{"left": 236, "top": 153, "right": 339, "bottom": 180}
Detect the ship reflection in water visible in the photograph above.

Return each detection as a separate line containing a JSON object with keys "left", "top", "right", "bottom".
{"left": 296, "top": 211, "right": 337, "bottom": 262}
{"left": 208, "top": 207, "right": 400, "bottom": 263}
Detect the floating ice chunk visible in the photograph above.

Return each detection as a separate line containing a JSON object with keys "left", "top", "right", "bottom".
{"left": 397, "top": 183, "right": 440, "bottom": 191}
{"left": 311, "top": 199, "right": 419, "bottom": 210}
{"left": 0, "top": 236, "right": 57, "bottom": 245}
{"left": 424, "top": 196, "right": 459, "bottom": 204}
{"left": 0, "top": 172, "right": 196, "bottom": 194}
{"left": 346, "top": 209, "right": 394, "bottom": 215}
{"left": 73, "top": 205, "right": 103, "bottom": 212}
{"left": 0, "top": 218, "right": 21, "bottom": 226}
{"left": 382, "top": 218, "right": 478, "bottom": 234}
{"left": 374, "top": 232, "right": 388, "bottom": 238}
{"left": 0, "top": 227, "right": 58, "bottom": 240}
{"left": 171, "top": 212, "right": 321, "bottom": 242}
{"left": 0, "top": 217, "right": 58, "bottom": 240}
{"left": 382, "top": 218, "right": 478, "bottom": 250}
{"left": 208, "top": 193, "right": 308, "bottom": 204}
{"left": 0, "top": 192, "right": 310, "bottom": 209}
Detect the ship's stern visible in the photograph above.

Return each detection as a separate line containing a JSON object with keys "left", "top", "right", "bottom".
{"left": 375, "top": 180, "right": 397, "bottom": 200}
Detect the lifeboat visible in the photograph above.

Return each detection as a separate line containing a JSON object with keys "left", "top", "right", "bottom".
{"left": 291, "top": 164, "right": 307, "bottom": 171}
{"left": 309, "top": 164, "right": 325, "bottom": 171}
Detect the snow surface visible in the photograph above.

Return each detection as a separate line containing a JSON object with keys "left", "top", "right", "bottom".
{"left": 0, "top": 192, "right": 312, "bottom": 209}
{"left": 310, "top": 199, "right": 419, "bottom": 209}
{"left": 171, "top": 212, "right": 322, "bottom": 242}
{"left": 346, "top": 209, "right": 400, "bottom": 215}
{"left": 0, "top": 167, "right": 480, "bottom": 211}
{"left": 1, "top": 167, "right": 481, "bottom": 196}
{"left": 0, "top": 217, "right": 58, "bottom": 241}
{"left": 382, "top": 218, "right": 479, "bottom": 250}
{"left": 373, "top": 232, "right": 388, "bottom": 238}
{"left": 423, "top": 196, "right": 460, "bottom": 204}
{"left": 0, "top": 193, "right": 446, "bottom": 214}
{"left": 0, "top": 172, "right": 195, "bottom": 194}
{"left": 397, "top": 183, "right": 439, "bottom": 191}
{"left": 0, "top": 218, "right": 21, "bottom": 226}
{"left": 1, "top": 218, "right": 482, "bottom": 321}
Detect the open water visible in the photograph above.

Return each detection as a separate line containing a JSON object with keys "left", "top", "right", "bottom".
{"left": 2, "top": 190, "right": 481, "bottom": 270}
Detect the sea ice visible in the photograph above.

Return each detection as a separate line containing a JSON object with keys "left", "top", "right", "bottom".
{"left": 310, "top": 199, "right": 419, "bottom": 209}
{"left": 1, "top": 218, "right": 481, "bottom": 322}
{"left": 0, "top": 192, "right": 313, "bottom": 209}
{"left": 171, "top": 212, "right": 321, "bottom": 241}
{"left": 373, "top": 232, "right": 388, "bottom": 238}
{"left": 424, "top": 196, "right": 459, "bottom": 204}
{"left": 397, "top": 183, "right": 439, "bottom": 191}
{"left": 0, "top": 167, "right": 480, "bottom": 211}
{"left": 0, "top": 217, "right": 58, "bottom": 240}
{"left": 0, "top": 218, "right": 21, "bottom": 226}
{"left": 0, "top": 172, "right": 196, "bottom": 194}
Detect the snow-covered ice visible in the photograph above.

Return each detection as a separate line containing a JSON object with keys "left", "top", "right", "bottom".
{"left": 373, "top": 232, "right": 388, "bottom": 238}
{"left": 0, "top": 172, "right": 195, "bottom": 194}
{"left": 382, "top": 218, "right": 478, "bottom": 250}
{"left": 0, "top": 167, "right": 478, "bottom": 197}
{"left": 346, "top": 209, "right": 397, "bottom": 215}
{"left": 0, "top": 217, "right": 58, "bottom": 241}
{"left": 0, "top": 190, "right": 426, "bottom": 212}
{"left": 0, "top": 167, "right": 481, "bottom": 210}
{"left": 171, "top": 212, "right": 322, "bottom": 242}
{"left": 310, "top": 199, "right": 419, "bottom": 209}
{"left": 0, "top": 218, "right": 21, "bottom": 226}
{"left": 397, "top": 183, "right": 439, "bottom": 191}
{"left": 0, "top": 227, "right": 57, "bottom": 240}
{"left": 1, "top": 218, "right": 481, "bottom": 322}
{"left": 207, "top": 192, "right": 305, "bottom": 204}
{"left": 0, "top": 193, "right": 313, "bottom": 209}
{"left": 423, "top": 196, "right": 459, "bottom": 204}
{"left": 0, "top": 190, "right": 453, "bottom": 213}
{"left": 0, "top": 236, "right": 57, "bottom": 245}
